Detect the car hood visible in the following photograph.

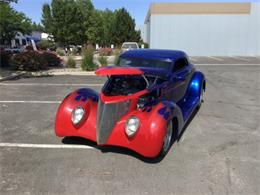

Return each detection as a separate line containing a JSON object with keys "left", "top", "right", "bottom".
{"left": 95, "top": 66, "right": 170, "bottom": 79}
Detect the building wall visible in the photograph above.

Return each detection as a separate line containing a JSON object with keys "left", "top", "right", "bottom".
{"left": 135, "top": 25, "right": 148, "bottom": 43}
{"left": 149, "top": 3, "right": 260, "bottom": 56}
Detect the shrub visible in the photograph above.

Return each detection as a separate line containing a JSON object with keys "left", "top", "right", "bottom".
{"left": 113, "top": 49, "right": 121, "bottom": 56}
{"left": 66, "top": 56, "right": 76, "bottom": 68}
{"left": 98, "top": 55, "right": 108, "bottom": 67}
{"left": 81, "top": 49, "right": 96, "bottom": 71}
{"left": 37, "top": 40, "right": 56, "bottom": 51}
{"left": 83, "top": 43, "right": 94, "bottom": 51}
{"left": 0, "top": 49, "right": 13, "bottom": 67}
{"left": 25, "top": 45, "right": 35, "bottom": 51}
{"left": 56, "top": 48, "right": 65, "bottom": 56}
{"left": 113, "top": 49, "right": 121, "bottom": 65}
{"left": 11, "top": 51, "right": 48, "bottom": 71}
{"left": 99, "top": 47, "right": 113, "bottom": 56}
{"left": 41, "top": 51, "right": 61, "bottom": 67}
{"left": 71, "top": 47, "right": 78, "bottom": 55}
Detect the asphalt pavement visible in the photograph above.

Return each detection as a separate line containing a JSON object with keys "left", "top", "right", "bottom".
{"left": 0, "top": 64, "right": 260, "bottom": 195}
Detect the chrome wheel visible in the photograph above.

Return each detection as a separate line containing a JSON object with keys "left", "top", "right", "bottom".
{"left": 198, "top": 87, "right": 204, "bottom": 107}
{"left": 162, "top": 121, "right": 173, "bottom": 153}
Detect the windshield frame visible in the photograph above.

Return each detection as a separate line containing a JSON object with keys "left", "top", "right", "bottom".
{"left": 118, "top": 57, "right": 173, "bottom": 71}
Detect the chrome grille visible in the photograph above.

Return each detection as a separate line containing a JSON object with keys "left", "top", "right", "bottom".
{"left": 96, "top": 100, "right": 130, "bottom": 144}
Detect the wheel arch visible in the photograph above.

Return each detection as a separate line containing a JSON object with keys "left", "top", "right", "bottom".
{"left": 186, "top": 71, "right": 205, "bottom": 101}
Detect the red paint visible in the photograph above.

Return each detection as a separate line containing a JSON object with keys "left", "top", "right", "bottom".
{"left": 100, "top": 89, "right": 148, "bottom": 103}
{"left": 95, "top": 67, "right": 143, "bottom": 76}
{"left": 55, "top": 88, "right": 169, "bottom": 157}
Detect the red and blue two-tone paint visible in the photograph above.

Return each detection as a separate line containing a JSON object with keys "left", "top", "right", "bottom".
{"left": 55, "top": 49, "right": 206, "bottom": 158}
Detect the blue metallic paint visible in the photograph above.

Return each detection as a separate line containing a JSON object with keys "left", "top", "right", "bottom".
{"left": 121, "top": 49, "right": 205, "bottom": 136}
{"left": 177, "top": 71, "right": 205, "bottom": 121}
{"left": 121, "top": 49, "right": 186, "bottom": 61}
{"left": 75, "top": 88, "right": 99, "bottom": 103}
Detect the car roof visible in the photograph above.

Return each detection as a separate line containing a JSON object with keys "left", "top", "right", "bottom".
{"left": 120, "top": 49, "right": 186, "bottom": 61}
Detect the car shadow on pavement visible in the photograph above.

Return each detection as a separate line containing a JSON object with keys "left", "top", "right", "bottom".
{"left": 62, "top": 136, "right": 162, "bottom": 163}
{"left": 62, "top": 107, "right": 200, "bottom": 164}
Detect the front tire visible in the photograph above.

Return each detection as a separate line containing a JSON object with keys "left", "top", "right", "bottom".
{"left": 159, "top": 121, "right": 173, "bottom": 157}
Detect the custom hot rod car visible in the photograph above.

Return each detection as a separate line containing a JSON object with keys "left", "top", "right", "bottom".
{"left": 55, "top": 49, "right": 206, "bottom": 158}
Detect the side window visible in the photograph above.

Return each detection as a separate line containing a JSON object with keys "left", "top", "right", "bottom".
{"left": 173, "top": 57, "right": 188, "bottom": 72}
{"left": 22, "top": 39, "right": 26, "bottom": 45}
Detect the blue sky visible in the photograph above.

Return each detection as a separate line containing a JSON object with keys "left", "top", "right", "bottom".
{"left": 11, "top": 0, "right": 258, "bottom": 25}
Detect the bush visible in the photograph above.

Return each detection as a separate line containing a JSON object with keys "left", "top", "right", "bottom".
{"left": 83, "top": 43, "right": 94, "bottom": 51}
{"left": 99, "top": 47, "right": 113, "bottom": 56}
{"left": 41, "top": 51, "right": 61, "bottom": 67}
{"left": 10, "top": 51, "right": 61, "bottom": 71}
{"left": 37, "top": 40, "right": 56, "bottom": 51}
{"left": 11, "top": 51, "right": 48, "bottom": 71}
{"left": 0, "top": 49, "right": 13, "bottom": 67}
{"left": 81, "top": 49, "right": 96, "bottom": 71}
{"left": 71, "top": 47, "right": 78, "bottom": 55}
{"left": 113, "top": 49, "right": 121, "bottom": 56}
{"left": 56, "top": 48, "right": 65, "bottom": 56}
{"left": 113, "top": 49, "right": 121, "bottom": 65}
{"left": 98, "top": 55, "right": 108, "bottom": 67}
{"left": 66, "top": 56, "right": 76, "bottom": 68}
{"left": 25, "top": 45, "right": 35, "bottom": 51}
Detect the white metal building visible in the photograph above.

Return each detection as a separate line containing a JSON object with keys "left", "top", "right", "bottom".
{"left": 144, "top": 2, "right": 260, "bottom": 56}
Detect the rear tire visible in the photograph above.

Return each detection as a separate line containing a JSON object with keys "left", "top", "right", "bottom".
{"left": 197, "top": 83, "right": 204, "bottom": 108}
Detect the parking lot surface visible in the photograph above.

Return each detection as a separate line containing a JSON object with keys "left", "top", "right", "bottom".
{"left": 0, "top": 64, "right": 260, "bottom": 194}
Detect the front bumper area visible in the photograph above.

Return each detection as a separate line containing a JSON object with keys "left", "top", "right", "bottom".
{"left": 55, "top": 91, "right": 169, "bottom": 157}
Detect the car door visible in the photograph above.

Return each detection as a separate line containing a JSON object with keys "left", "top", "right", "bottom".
{"left": 172, "top": 57, "right": 193, "bottom": 103}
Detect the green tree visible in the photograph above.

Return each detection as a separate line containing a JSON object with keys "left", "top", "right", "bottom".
{"left": 99, "top": 9, "right": 115, "bottom": 46}
{"left": 77, "top": 0, "right": 95, "bottom": 44}
{"left": 86, "top": 10, "right": 104, "bottom": 44}
{"left": 112, "top": 8, "right": 141, "bottom": 46}
{"left": 41, "top": 1, "right": 140, "bottom": 47}
{"left": 31, "top": 22, "right": 44, "bottom": 32}
{"left": 42, "top": 0, "right": 94, "bottom": 46}
{"left": 0, "top": 3, "right": 32, "bottom": 44}
{"left": 41, "top": 3, "right": 53, "bottom": 33}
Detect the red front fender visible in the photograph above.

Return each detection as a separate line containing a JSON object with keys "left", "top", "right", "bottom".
{"left": 106, "top": 103, "right": 171, "bottom": 157}
{"left": 55, "top": 89, "right": 98, "bottom": 142}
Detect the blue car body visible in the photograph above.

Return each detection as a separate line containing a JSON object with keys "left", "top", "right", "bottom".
{"left": 55, "top": 49, "right": 206, "bottom": 158}
{"left": 119, "top": 49, "right": 206, "bottom": 131}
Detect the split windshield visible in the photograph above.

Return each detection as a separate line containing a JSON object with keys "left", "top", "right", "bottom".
{"left": 118, "top": 57, "right": 171, "bottom": 70}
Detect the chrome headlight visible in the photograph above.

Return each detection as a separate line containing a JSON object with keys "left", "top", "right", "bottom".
{"left": 125, "top": 116, "right": 140, "bottom": 137}
{"left": 71, "top": 106, "right": 85, "bottom": 125}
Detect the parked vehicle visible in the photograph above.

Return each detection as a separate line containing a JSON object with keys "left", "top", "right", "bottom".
{"left": 4, "top": 46, "right": 26, "bottom": 53}
{"left": 55, "top": 49, "right": 206, "bottom": 158}
{"left": 121, "top": 42, "right": 139, "bottom": 52}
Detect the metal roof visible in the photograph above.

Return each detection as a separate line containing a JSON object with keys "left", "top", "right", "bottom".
{"left": 145, "top": 2, "right": 251, "bottom": 23}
